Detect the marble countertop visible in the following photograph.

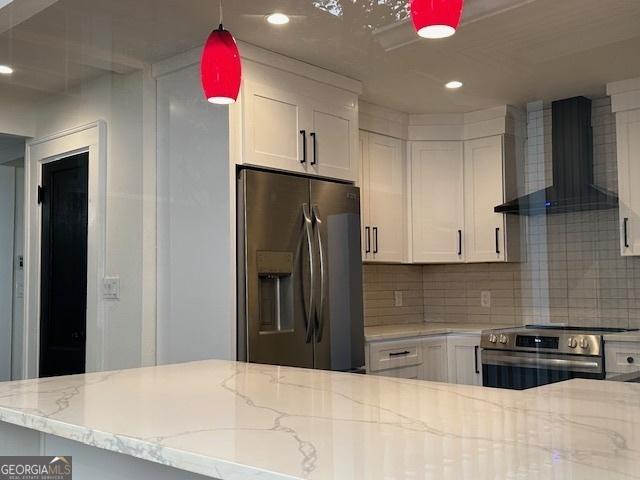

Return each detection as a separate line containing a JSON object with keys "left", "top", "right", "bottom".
{"left": 1, "top": 360, "right": 640, "bottom": 479}
{"left": 364, "top": 322, "right": 511, "bottom": 342}
{"left": 604, "top": 331, "right": 640, "bottom": 343}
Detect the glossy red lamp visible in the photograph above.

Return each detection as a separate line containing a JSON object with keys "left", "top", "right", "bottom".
{"left": 410, "top": 0, "right": 464, "bottom": 39}
{"left": 200, "top": 1, "right": 241, "bottom": 104}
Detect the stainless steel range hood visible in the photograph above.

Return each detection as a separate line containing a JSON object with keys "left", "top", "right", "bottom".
{"left": 495, "top": 96, "right": 618, "bottom": 216}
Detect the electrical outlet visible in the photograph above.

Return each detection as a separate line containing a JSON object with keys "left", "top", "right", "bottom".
{"left": 103, "top": 276, "right": 120, "bottom": 300}
{"left": 394, "top": 291, "right": 403, "bottom": 307}
{"left": 481, "top": 291, "right": 491, "bottom": 308}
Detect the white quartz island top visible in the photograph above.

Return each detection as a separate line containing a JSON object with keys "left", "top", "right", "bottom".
{"left": 1, "top": 360, "right": 640, "bottom": 479}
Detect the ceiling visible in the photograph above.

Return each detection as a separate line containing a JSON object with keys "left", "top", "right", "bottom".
{"left": 1, "top": 0, "right": 640, "bottom": 113}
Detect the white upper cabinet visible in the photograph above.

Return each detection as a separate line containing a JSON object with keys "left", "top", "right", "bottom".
{"left": 360, "top": 131, "right": 406, "bottom": 263}
{"left": 309, "top": 102, "right": 358, "bottom": 180}
{"left": 464, "top": 135, "right": 508, "bottom": 262}
{"left": 411, "top": 141, "right": 464, "bottom": 263}
{"left": 614, "top": 109, "right": 640, "bottom": 256}
{"left": 242, "top": 80, "right": 308, "bottom": 175}
{"left": 608, "top": 77, "right": 640, "bottom": 256}
{"left": 235, "top": 55, "right": 361, "bottom": 182}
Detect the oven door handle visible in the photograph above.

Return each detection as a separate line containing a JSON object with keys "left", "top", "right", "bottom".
{"left": 484, "top": 354, "right": 600, "bottom": 370}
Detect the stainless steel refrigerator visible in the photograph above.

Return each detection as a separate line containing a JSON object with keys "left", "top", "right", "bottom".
{"left": 237, "top": 168, "right": 364, "bottom": 372}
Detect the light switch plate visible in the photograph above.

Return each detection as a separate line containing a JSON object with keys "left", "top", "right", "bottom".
{"left": 394, "top": 291, "right": 403, "bottom": 307}
{"left": 481, "top": 291, "right": 491, "bottom": 308}
{"left": 103, "top": 276, "right": 120, "bottom": 300}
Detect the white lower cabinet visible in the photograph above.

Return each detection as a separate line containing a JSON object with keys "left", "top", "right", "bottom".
{"left": 366, "top": 334, "right": 481, "bottom": 384}
{"left": 447, "top": 335, "right": 482, "bottom": 386}
{"left": 605, "top": 341, "right": 640, "bottom": 377}
{"left": 420, "top": 337, "right": 448, "bottom": 382}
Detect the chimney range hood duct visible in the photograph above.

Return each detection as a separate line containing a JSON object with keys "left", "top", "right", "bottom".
{"left": 494, "top": 96, "right": 618, "bottom": 216}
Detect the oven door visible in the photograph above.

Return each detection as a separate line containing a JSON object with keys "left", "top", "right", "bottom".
{"left": 482, "top": 350, "right": 604, "bottom": 390}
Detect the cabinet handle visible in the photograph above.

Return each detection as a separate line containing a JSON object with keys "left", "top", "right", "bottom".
{"left": 310, "top": 132, "right": 317, "bottom": 165}
{"left": 624, "top": 217, "right": 630, "bottom": 248}
{"left": 300, "top": 130, "right": 307, "bottom": 164}
{"left": 495, "top": 227, "right": 501, "bottom": 255}
{"left": 373, "top": 227, "right": 379, "bottom": 254}
{"left": 365, "top": 226, "right": 371, "bottom": 254}
{"left": 474, "top": 346, "right": 480, "bottom": 374}
{"left": 627, "top": 356, "right": 635, "bottom": 364}
{"left": 389, "top": 350, "right": 410, "bottom": 357}
{"left": 457, "top": 230, "right": 462, "bottom": 256}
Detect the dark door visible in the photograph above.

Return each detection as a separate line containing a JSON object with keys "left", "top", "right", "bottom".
{"left": 309, "top": 179, "right": 364, "bottom": 371}
{"left": 39, "top": 152, "right": 89, "bottom": 378}
{"left": 240, "top": 169, "right": 315, "bottom": 368}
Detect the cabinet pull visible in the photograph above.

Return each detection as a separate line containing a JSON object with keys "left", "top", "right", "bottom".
{"left": 474, "top": 346, "right": 480, "bottom": 374}
{"left": 300, "top": 130, "right": 307, "bottom": 164}
{"left": 365, "top": 226, "right": 371, "bottom": 254}
{"left": 495, "top": 227, "right": 501, "bottom": 255}
{"left": 310, "top": 132, "right": 317, "bottom": 165}
{"left": 389, "top": 350, "right": 410, "bottom": 357}
{"left": 624, "top": 217, "right": 630, "bottom": 248}
{"left": 627, "top": 356, "right": 635, "bottom": 364}
{"left": 457, "top": 230, "right": 462, "bottom": 256}
{"left": 373, "top": 227, "right": 379, "bottom": 254}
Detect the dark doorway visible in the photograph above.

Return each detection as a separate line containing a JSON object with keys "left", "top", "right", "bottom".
{"left": 39, "top": 152, "right": 89, "bottom": 378}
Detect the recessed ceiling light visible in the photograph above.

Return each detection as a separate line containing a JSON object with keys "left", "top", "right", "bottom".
{"left": 0, "top": 65, "right": 14, "bottom": 75}
{"left": 445, "top": 80, "right": 463, "bottom": 89}
{"left": 267, "top": 13, "right": 290, "bottom": 25}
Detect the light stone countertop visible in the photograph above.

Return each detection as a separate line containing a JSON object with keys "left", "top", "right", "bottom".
{"left": 604, "top": 331, "right": 640, "bottom": 343}
{"left": 1, "top": 360, "right": 640, "bottom": 479}
{"left": 364, "top": 322, "right": 512, "bottom": 342}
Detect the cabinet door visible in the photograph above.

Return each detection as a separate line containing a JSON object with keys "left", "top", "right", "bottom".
{"left": 464, "top": 136, "right": 506, "bottom": 262}
{"left": 421, "top": 337, "right": 448, "bottom": 382}
{"left": 617, "top": 110, "right": 640, "bottom": 256}
{"left": 366, "top": 133, "right": 406, "bottom": 262}
{"left": 411, "top": 142, "right": 465, "bottom": 263}
{"left": 242, "top": 80, "right": 308, "bottom": 174}
{"left": 360, "top": 132, "right": 371, "bottom": 260}
{"left": 447, "top": 336, "right": 482, "bottom": 386}
{"left": 310, "top": 102, "right": 357, "bottom": 181}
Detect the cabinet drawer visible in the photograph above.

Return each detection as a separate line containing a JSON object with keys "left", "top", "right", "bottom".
{"left": 368, "top": 340, "right": 422, "bottom": 372}
{"left": 605, "top": 342, "right": 640, "bottom": 374}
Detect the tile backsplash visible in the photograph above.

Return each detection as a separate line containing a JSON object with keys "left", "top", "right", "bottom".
{"left": 364, "top": 95, "right": 640, "bottom": 329}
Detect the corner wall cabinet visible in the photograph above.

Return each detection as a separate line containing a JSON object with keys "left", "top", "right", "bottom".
{"left": 409, "top": 134, "right": 521, "bottom": 263}
{"left": 360, "top": 131, "right": 406, "bottom": 262}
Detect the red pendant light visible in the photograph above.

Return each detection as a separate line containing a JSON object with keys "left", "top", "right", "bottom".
{"left": 410, "top": 0, "right": 464, "bottom": 39}
{"left": 201, "top": 1, "right": 241, "bottom": 104}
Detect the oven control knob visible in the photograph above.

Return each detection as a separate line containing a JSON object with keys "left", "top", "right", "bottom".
{"left": 579, "top": 338, "right": 589, "bottom": 349}
{"left": 567, "top": 337, "right": 578, "bottom": 349}
{"left": 499, "top": 334, "right": 508, "bottom": 344}
{"left": 488, "top": 334, "right": 498, "bottom": 344}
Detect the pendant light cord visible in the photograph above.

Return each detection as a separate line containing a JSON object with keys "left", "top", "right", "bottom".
{"left": 219, "top": 0, "right": 224, "bottom": 29}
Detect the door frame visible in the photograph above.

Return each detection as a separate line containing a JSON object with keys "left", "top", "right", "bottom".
{"left": 23, "top": 121, "right": 107, "bottom": 379}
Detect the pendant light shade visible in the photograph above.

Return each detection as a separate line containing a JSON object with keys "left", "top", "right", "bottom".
{"left": 410, "top": 0, "right": 464, "bottom": 39}
{"left": 200, "top": 25, "right": 242, "bottom": 104}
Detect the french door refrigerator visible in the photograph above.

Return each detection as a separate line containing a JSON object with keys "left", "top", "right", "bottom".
{"left": 237, "top": 168, "right": 364, "bottom": 372}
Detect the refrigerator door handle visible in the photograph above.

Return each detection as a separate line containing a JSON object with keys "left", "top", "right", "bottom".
{"left": 311, "top": 205, "right": 326, "bottom": 342}
{"left": 302, "top": 204, "right": 315, "bottom": 343}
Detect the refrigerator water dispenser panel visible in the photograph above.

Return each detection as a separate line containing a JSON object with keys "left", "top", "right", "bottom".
{"left": 257, "top": 251, "right": 294, "bottom": 334}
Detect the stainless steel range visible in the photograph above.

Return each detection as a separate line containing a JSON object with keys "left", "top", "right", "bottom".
{"left": 481, "top": 325, "right": 638, "bottom": 390}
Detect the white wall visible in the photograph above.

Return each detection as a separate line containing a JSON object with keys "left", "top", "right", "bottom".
{"left": 30, "top": 71, "right": 147, "bottom": 371}
{"left": 156, "top": 63, "right": 232, "bottom": 364}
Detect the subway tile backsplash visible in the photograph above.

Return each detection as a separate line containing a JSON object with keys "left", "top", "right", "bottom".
{"left": 363, "top": 96, "right": 640, "bottom": 329}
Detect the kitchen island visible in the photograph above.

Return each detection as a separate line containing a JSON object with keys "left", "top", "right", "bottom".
{"left": 0, "top": 360, "right": 639, "bottom": 479}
